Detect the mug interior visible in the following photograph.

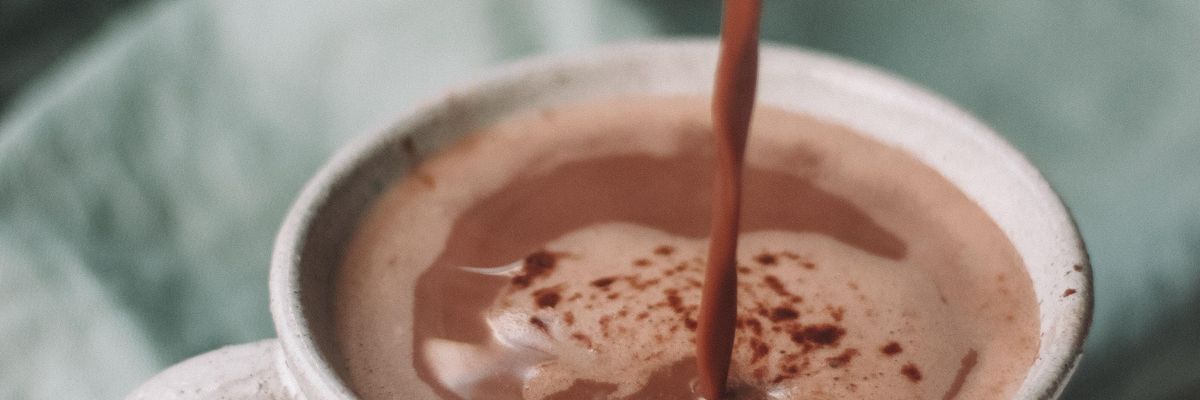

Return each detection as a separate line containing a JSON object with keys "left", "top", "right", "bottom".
{"left": 270, "top": 40, "right": 1091, "bottom": 399}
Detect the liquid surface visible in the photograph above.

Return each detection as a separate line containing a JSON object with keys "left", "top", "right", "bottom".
{"left": 333, "top": 97, "right": 1039, "bottom": 399}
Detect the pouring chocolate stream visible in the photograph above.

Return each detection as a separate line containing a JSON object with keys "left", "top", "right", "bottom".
{"left": 695, "top": 1, "right": 763, "bottom": 398}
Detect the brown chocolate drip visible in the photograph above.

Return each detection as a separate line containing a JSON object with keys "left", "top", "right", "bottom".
{"left": 941, "top": 349, "right": 979, "bottom": 400}
{"left": 695, "top": 1, "right": 762, "bottom": 398}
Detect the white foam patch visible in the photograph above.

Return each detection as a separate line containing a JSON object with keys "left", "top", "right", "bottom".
{"left": 488, "top": 223, "right": 700, "bottom": 399}
{"left": 447, "top": 222, "right": 982, "bottom": 399}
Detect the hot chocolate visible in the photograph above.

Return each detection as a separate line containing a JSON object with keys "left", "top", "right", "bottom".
{"left": 332, "top": 96, "right": 1040, "bottom": 399}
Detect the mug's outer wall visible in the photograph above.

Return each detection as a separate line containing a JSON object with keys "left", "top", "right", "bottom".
{"left": 125, "top": 340, "right": 287, "bottom": 399}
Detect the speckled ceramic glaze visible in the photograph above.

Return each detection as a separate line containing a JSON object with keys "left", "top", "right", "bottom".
{"left": 128, "top": 40, "right": 1091, "bottom": 400}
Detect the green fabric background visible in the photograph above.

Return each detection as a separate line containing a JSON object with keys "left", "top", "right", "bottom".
{"left": 1, "top": 1, "right": 1197, "bottom": 398}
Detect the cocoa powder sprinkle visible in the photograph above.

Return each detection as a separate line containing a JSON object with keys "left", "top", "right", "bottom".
{"left": 769, "top": 307, "right": 799, "bottom": 322}
{"left": 529, "top": 317, "right": 549, "bottom": 333}
{"left": 571, "top": 333, "right": 593, "bottom": 349}
{"left": 881, "top": 341, "right": 903, "bottom": 356}
{"left": 666, "top": 290, "right": 686, "bottom": 313}
{"left": 828, "top": 306, "right": 845, "bottom": 322}
{"left": 534, "top": 290, "right": 561, "bottom": 308}
{"left": 654, "top": 245, "right": 675, "bottom": 256}
{"left": 744, "top": 318, "right": 764, "bottom": 336}
{"left": 763, "top": 275, "right": 793, "bottom": 298}
{"left": 512, "top": 250, "right": 557, "bottom": 288}
{"left": 826, "top": 348, "right": 860, "bottom": 368}
{"left": 792, "top": 324, "right": 846, "bottom": 348}
{"left": 525, "top": 251, "right": 556, "bottom": 273}
{"left": 591, "top": 277, "right": 617, "bottom": 289}
{"left": 901, "top": 363, "right": 923, "bottom": 382}
{"left": 754, "top": 253, "right": 778, "bottom": 266}
{"left": 750, "top": 339, "right": 770, "bottom": 363}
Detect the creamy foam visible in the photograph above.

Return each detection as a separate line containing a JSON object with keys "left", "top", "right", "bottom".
{"left": 333, "top": 97, "right": 1039, "bottom": 399}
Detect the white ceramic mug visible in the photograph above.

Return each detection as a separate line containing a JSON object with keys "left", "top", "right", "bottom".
{"left": 128, "top": 40, "right": 1092, "bottom": 400}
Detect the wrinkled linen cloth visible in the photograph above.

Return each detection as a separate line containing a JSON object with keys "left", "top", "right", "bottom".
{"left": 1, "top": 1, "right": 1197, "bottom": 399}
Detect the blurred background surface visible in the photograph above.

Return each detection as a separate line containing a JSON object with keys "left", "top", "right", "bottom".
{"left": 1, "top": 0, "right": 1197, "bottom": 399}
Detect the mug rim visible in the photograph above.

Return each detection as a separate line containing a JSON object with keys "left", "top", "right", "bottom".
{"left": 270, "top": 39, "right": 1092, "bottom": 399}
